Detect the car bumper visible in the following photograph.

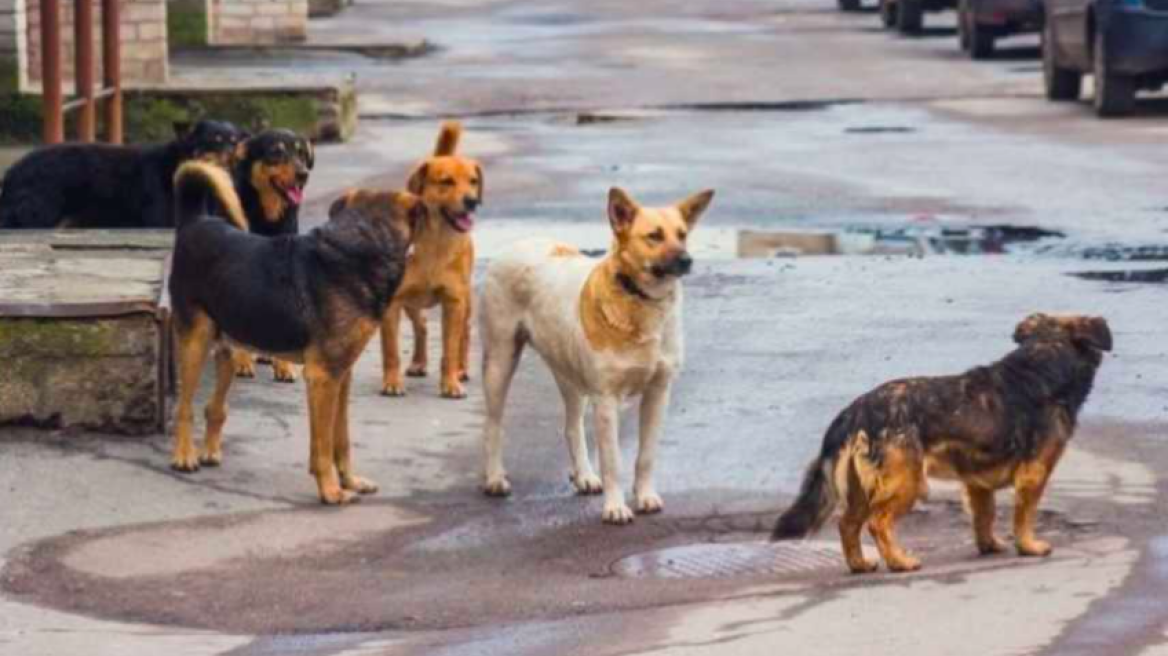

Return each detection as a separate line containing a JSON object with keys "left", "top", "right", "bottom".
{"left": 1102, "top": 9, "right": 1168, "bottom": 75}
{"left": 972, "top": 0, "right": 1041, "bottom": 26}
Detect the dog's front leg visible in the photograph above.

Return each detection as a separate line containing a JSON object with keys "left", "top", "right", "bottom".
{"left": 439, "top": 296, "right": 469, "bottom": 399}
{"left": 305, "top": 362, "right": 355, "bottom": 505}
{"left": 634, "top": 377, "right": 671, "bottom": 515}
{"left": 1013, "top": 438, "right": 1066, "bottom": 557}
{"left": 595, "top": 397, "right": 633, "bottom": 524}
{"left": 334, "top": 369, "right": 378, "bottom": 495}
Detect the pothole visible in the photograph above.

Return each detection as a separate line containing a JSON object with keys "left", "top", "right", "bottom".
{"left": 612, "top": 541, "right": 842, "bottom": 580}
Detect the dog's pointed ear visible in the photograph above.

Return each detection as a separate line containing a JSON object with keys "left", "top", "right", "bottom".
{"left": 676, "top": 189, "right": 715, "bottom": 229}
{"left": 1073, "top": 316, "right": 1113, "bottom": 352}
{"left": 173, "top": 121, "right": 193, "bottom": 140}
{"left": 329, "top": 190, "right": 356, "bottom": 219}
{"left": 475, "top": 163, "right": 485, "bottom": 203}
{"left": 608, "top": 187, "right": 639, "bottom": 236}
{"left": 408, "top": 163, "right": 429, "bottom": 195}
{"left": 304, "top": 138, "right": 316, "bottom": 170}
{"left": 1013, "top": 313, "right": 1047, "bottom": 344}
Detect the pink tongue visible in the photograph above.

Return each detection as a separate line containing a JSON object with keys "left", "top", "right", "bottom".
{"left": 455, "top": 213, "right": 475, "bottom": 232}
{"left": 286, "top": 186, "right": 305, "bottom": 205}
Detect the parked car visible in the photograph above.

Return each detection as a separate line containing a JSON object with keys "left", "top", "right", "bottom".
{"left": 1043, "top": 0, "right": 1168, "bottom": 116}
{"left": 957, "top": 0, "right": 1044, "bottom": 59}
{"left": 880, "top": 0, "right": 958, "bottom": 35}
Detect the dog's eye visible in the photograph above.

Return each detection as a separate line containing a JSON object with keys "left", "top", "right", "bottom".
{"left": 646, "top": 229, "right": 665, "bottom": 243}
{"left": 440, "top": 178, "right": 456, "bottom": 187}
{"left": 677, "top": 230, "right": 688, "bottom": 241}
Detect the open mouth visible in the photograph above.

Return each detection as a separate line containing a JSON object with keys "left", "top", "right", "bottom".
{"left": 441, "top": 207, "right": 475, "bottom": 233}
{"left": 273, "top": 179, "right": 305, "bottom": 206}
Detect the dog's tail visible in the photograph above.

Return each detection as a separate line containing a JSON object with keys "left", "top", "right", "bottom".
{"left": 174, "top": 161, "right": 248, "bottom": 231}
{"left": 771, "top": 417, "right": 854, "bottom": 541}
{"left": 433, "top": 121, "right": 462, "bottom": 157}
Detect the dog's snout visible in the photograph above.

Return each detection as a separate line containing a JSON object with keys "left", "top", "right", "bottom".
{"left": 676, "top": 252, "right": 693, "bottom": 275}
{"left": 463, "top": 196, "right": 480, "bottom": 212}
{"left": 295, "top": 167, "right": 310, "bottom": 185}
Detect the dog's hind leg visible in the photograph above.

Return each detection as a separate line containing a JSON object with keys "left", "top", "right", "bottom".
{"left": 555, "top": 375, "right": 599, "bottom": 495}
{"left": 1013, "top": 437, "right": 1066, "bottom": 557}
{"left": 199, "top": 346, "right": 236, "bottom": 467}
{"left": 633, "top": 375, "right": 671, "bottom": 515}
{"left": 967, "top": 485, "right": 1007, "bottom": 555}
{"left": 481, "top": 317, "right": 525, "bottom": 497}
{"left": 171, "top": 312, "right": 215, "bottom": 472}
{"left": 458, "top": 295, "right": 472, "bottom": 383}
{"left": 305, "top": 358, "right": 355, "bottom": 505}
{"left": 839, "top": 439, "right": 878, "bottom": 574}
{"left": 595, "top": 396, "right": 634, "bottom": 525}
{"left": 334, "top": 369, "right": 378, "bottom": 495}
{"left": 865, "top": 442, "right": 924, "bottom": 572}
{"left": 380, "top": 301, "right": 408, "bottom": 396}
{"left": 405, "top": 305, "right": 428, "bottom": 378}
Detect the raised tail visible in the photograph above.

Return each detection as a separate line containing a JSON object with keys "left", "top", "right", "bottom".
{"left": 771, "top": 419, "right": 853, "bottom": 541}
{"left": 433, "top": 121, "right": 462, "bottom": 156}
{"left": 173, "top": 161, "right": 248, "bottom": 231}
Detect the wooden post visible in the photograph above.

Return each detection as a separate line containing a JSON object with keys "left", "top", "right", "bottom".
{"left": 40, "top": 0, "right": 63, "bottom": 144}
{"left": 74, "top": 0, "right": 96, "bottom": 142}
{"left": 101, "top": 0, "right": 122, "bottom": 144}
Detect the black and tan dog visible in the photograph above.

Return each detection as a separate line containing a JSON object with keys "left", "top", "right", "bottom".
{"left": 168, "top": 161, "right": 421, "bottom": 504}
{"left": 331, "top": 122, "right": 482, "bottom": 399}
{"left": 227, "top": 128, "right": 315, "bottom": 383}
{"left": 772, "top": 314, "right": 1111, "bottom": 573}
{"left": 0, "top": 119, "right": 245, "bottom": 229}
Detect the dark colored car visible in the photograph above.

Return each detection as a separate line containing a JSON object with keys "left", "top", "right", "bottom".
{"left": 1043, "top": 0, "right": 1168, "bottom": 116}
{"left": 879, "top": 0, "right": 959, "bottom": 34}
{"left": 958, "top": 0, "right": 1044, "bottom": 59}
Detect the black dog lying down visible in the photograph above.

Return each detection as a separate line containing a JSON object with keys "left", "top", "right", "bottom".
{"left": 168, "top": 161, "right": 423, "bottom": 504}
{"left": 773, "top": 313, "right": 1111, "bottom": 574}
{"left": 0, "top": 120, "right": 245, "bottom": 229}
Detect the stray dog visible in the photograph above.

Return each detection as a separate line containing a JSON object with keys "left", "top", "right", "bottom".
{"left": 478, "top": 187, "right": 714, "bottom": 524}
{"left": 229, "top": 128, "right": 315, "bottom": 383}
{"left": 0, "top": 119, "right": 245, "bottom": 229}
{"left": 337, "top": 121, "right": 480, "bottom": 399}
{"left": 168, "top": 161, "right": 420, "bottom": 504}
{"left": 772, "top": 314, "right": 1112, "bottom": 573}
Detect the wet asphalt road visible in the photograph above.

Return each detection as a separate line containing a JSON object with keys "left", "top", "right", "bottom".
{"left": 6, "top": 0, "right": 1168, "bottom": 654}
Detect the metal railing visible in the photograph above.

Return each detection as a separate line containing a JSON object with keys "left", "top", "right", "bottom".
{"left": 39, "top": 0, "right": 123, "bottom": 144}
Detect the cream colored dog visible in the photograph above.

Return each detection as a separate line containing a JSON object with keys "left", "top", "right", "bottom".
{"left": 478, "top": 187, "right": 714, "bottom": 524}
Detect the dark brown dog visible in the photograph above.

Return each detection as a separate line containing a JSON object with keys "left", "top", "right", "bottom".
{"left": 168, "top": 161, "right": 420, "bottom": 504}
{"left": 772, "top": 314, "right": 1111, "bottom": 573}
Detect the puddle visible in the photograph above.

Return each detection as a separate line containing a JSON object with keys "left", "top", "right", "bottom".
{"left": 1072, "top": 269, "right": 1168, "bottom": 284}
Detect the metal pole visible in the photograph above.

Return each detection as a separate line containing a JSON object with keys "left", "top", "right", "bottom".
{"left": 40, "top": 0, "right": 63, "bottom": 144}
{"left": 101, "top": 0, "right": 121, "bottom": 144}
{"left": 74, "top": 0, "right": 95, "bottom": 142}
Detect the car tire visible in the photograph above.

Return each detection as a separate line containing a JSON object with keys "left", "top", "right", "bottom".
{"left": 881, "top": 0, "right": 898, "bottom": 28}
{"left": 1093, "top": 32, "right": 1136, "bottom": 117}
{"left": 1042, "top": 21, "right": 1081, "bottom": 101}
{"left": 897, "top": 0, "right": 924, "bottom": 34}
{"left": 839, "top": 0, "right": 862, "bottom": 11}
{"left": 967, "top": 18, "right": 994, "bottom": 59}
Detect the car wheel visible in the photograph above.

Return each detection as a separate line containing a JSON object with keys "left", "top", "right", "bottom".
{"left": 969, "top": 20, "right": 995, "bottom": 59}
{"left": 958, "top": 0, "right": 971, "bottom": 50}
{"left": 897, "top": 0, "right": 924, "bottom": 34}
{"left": 880, "top": 0, "right": 898, "bottom": 28}
{"left": 839, "top": 0, "right": 862, "bottom": 11}
{"left": 1042, "top": 21, "right": 1081, "bottom": 101}
{"left": 1093, "top": 31, "right": 1136, "bottom": 117}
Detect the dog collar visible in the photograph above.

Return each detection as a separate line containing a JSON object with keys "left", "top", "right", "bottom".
{"left": 616, "top": 273, "right": 656, "bottom": 302}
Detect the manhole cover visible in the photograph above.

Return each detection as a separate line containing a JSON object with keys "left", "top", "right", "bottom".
{"left": 612, "top": 541, "right": 843, "bottom": 580}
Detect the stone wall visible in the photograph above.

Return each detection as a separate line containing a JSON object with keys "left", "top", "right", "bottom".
{"left": 209, "top": 0, "right": 306, "bottom": 44}
{"left": 19, "top": 0, "right": 169, "bottom": 91}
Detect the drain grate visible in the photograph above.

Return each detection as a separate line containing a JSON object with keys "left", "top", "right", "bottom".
{"left": 612, "top": 541, "right": 843, "bottom": 580}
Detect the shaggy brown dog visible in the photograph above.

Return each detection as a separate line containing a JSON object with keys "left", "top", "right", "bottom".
{"left": 772, "top": 314, "right": 1111, "bottom": 573}
{"left": 330, "top": 121, "right": 482, "bottom": 399}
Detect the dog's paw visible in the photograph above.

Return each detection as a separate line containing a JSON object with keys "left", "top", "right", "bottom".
{"left": 171, "top": 451, "right": 200, "bottom": 473}
{"left": 483, "top": 477, "right": 512, "bottom": 497}
{"left": 198, "top": 450, "right": 222, "bottom": 468}
{"left": 848, "top": 558, "right": 880, "bottom": 575}
{"left": 887, "top": 555, "right": 922, "bottom": 572}
{"left": 602, "top": 502, "right": 635, "bottom": 525}
{"left": 271, "top": 361, "right": 298, "bottom": 383}
{"left": 381, "top": 381, "right": 407, "bottom": 397}
{"left": 1017, "top": 539, "right": 1053, "bottom": 557}
{"left": 406, "top": 364, "right": 428, "bottom": 378}
{"left": 635, "top": 491, "right": 665, "bottom": 515}
{"left": 977, "top": 536, "right": 1008, "bottom": 556}
{"left": 459, "top": 370, "right": 470, "bottom": 382}
{"left": 571, "top": 472, "right": 604, "bottom": 496}
{"left": 234, "top": 360, "right": 257, "bottom": 379}
{"left": 441, "top": 381, "right": 467, "bottom": 399}
{"left": 342, "top": 474, "right": 379, "bottom": 495}
{"left": 319, "top": 487, "right": 359, "bottom": 505}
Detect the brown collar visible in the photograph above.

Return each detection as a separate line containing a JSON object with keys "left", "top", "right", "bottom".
{"left": 616, "top": 272, "right": 657, "bottom": 302}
